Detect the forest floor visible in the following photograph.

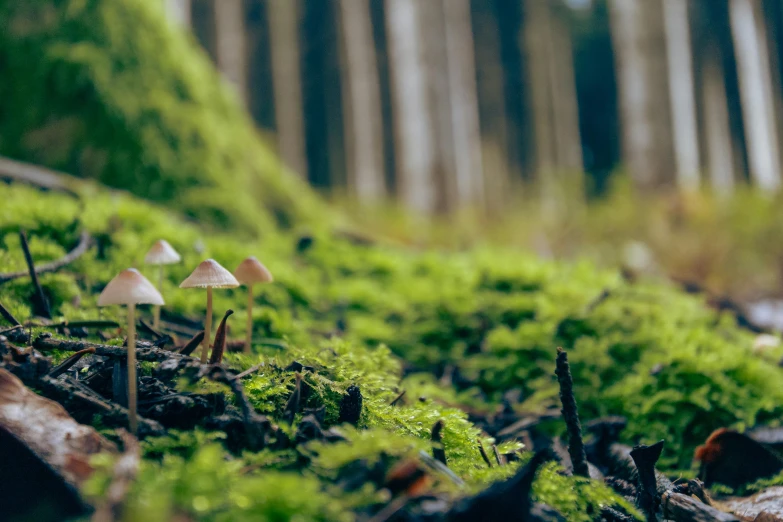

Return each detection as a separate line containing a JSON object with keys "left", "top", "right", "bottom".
{"left": 2, "top": 174, "right": 783, "bottom": 522}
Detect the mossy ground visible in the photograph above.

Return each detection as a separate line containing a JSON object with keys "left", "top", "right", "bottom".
{"left": 2, "top": 0, "right": 783, "bottom": 519}
{"left": 1, "top": 180, "right": 782, "bottom": 520}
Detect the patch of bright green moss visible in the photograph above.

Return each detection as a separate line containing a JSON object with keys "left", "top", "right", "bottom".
{"left": 0, "top": 0, "right": 324, "bottom": 235}
{"left": 1, "top": 180, "right": 780, "bottom": 518}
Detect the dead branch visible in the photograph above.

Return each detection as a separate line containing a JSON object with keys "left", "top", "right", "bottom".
{"left": 662, "top": 491, "right": 739, "bottom": 522}
{"left": 34, "top": 333, "right": 192, "bottom": 363}
{"left": 0, "top": 230, "right": 92, "bottom": 285}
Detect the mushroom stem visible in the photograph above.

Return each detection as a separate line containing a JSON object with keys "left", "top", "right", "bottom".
{"left": 153, "top": 264, "right": 163, "bottom": 330}
{"left": 202, "top": 286, "right": 213, "bottom": 363}
{"left": 127, "top": 303, "right": 138, "bottom": 435}
{"left": 245, "top": 285, "right": 253, "bottom": 354}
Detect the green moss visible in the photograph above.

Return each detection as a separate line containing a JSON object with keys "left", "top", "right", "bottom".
{"left": 2, "top": 179, "right": 782, "bottom": 517}
{"left": 0, "top": 0, "right": 324, "bottom": 235}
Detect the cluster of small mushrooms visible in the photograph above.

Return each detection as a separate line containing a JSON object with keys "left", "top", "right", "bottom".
{"left": 97, "top": 239, "right": 273, "bottom": 434}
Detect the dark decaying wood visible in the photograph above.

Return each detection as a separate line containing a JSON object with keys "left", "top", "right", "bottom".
{"left": 37, "top": 375, "right": 164, "bottom": 437}
{"left": 630, "top": 440, "right": 665, "bottom": 521}
{"left": 554, "top": 347, "right": 589, "bottom": 478}
{"left": 431, "top": 419, "right": 447, "bottom": 465}
{"left": 34, "top": 333, "right": 191, "bottom": 363}
{"left": 662, "top": 491, "right": 740, "bottom": 522}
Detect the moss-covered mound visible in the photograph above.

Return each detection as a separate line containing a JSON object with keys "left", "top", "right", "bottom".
{"left": 1, "top": 181, "right": 782, "bottom": 520}
{"left": 0, "top": 0, "right": 322, "bottom": 234}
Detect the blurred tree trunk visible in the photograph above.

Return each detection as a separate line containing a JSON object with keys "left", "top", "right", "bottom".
{"left": 268, "top": 0, "right": 308, "bottom": 179}
{"left": 244, "top": 0, "right": 276, "bottom": 131}
{"left": 419, "top": 0, "right": 456, "bottom": 214}
{"left": 702, "top": 49, "right": 736, "bottom": 196}
{"left": 608, "top": 0, "right": 676, "bottom": 190}
{"left": 442, "top": 0, "right": 485, "bottom": 211}
{"left": 214, "top": 0, "right": 247, "bottom": 103}
{"left": 385, "top": 0, "right": 436, "bottom": 214}
{"left": 191, "top": 0, "right": 217, "bottom": 62}
{"left": 523, "top": 0, "right": 583, "bottom": 214}
{"left": 662, "top": 0, "right": 700, "bottom": 191}
{"left": 165, "top": 0, "right": 191, "bottom": 27}
{"left": 729, "top": 0, "right": 781, "bottom": 191}
{"left": 338, "top": 0, "right": 386, "bottom": 202}
{"left": 472, "top": 0, "right": 511, "bottom": 214}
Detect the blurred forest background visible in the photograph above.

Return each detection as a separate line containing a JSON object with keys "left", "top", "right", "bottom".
{"left": 161, "top": 0, "right": 783, "bottom": 313}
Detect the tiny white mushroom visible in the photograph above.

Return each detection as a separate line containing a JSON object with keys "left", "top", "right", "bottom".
{"left": 144, "top": 239, "right": 181, "bottom": 330}
{"left": 98, "top": 268, "right": 164, "bottom": 435}
{"left": 180, "top": 259, "right": 239, "bottom": 363}
{"left": 234, "top": 256, "right": 274, "bottom": 354}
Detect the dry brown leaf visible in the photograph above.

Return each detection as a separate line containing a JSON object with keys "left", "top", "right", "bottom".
{"left": 0, "top": 368, "right": 116, "bottom": 487}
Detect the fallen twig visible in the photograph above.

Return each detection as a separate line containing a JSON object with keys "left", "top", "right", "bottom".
{"left": 34, "top": 333, "right": 192, "bottom": 363}
{"left": 0, "top": 230, "right": 91, "bottom": 285}
{"left": 0, "top": 301, "right": 21, "bottom": 326}
{"left": 477, "top": 439, "right": 493, "bottom": 468}
{"left": 390, "top": 390, "right": 406, "bottom": 406}
{"left": 37, "top": 375, "right": 164, "bottom": 436}
{"left": 19, "top": 230, "right": 51, "bottom": 318}
{"left": 630, "top": 441, "right": 665, "bottom": 521}
{"left": 235, "top": 363, "right": 264, "bottom": 380}
{"left": 432, "top": 420, "right": 447, "bottom": 465}
{"left": 0, "top": 155, "right": 82, "bottom": 198}
{"left": 283, "top": 373, "right": 303, "bottom": 424}
{"left": 554, "top": 347, "right": 589, "bottom": 478}
{"left": 48, "top": 348, "right": 95, "bottom": 378}
{"left": 201, "top": 366, "right": 272, "bottom": 451}
{"left": 177, "top": 330, "right": 205, "bottom": 356}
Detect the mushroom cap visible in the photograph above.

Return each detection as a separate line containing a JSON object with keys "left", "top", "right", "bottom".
{"left": 98, "top": 268, "right": 165, "bottom": 306}
{"left": 179, "top": 259, "right": 239, "bottom": 289}
{"left": 144, "top": 239, "right": 181, "bottom": 265}
{"left": 234, "top": 256, "right": 274, "bottom": 285}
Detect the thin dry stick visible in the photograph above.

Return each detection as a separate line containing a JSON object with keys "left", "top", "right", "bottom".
{"left": 235, "top": 363, "right": 264, "bottom": 379}
{"left": 492, "top": 444, "right": 505, "bottom": 466}
{"left": 432, "top": 420, "right": 447, "bottom": 465}
{"left": 554, "top": 347, "right": 589, "bottom": 478}
{"left": 19, "top": 230, "right": 51, "bottom": 318}
{"left": 178, "top": 331, "right": 205, "bottom": 356}
{"left": 48, "top": 348, "right": 95, "bottom": 378}
{"left": 478, "top": 439, "right": 493, "bottom": 468}
{"left": 0, "top": 301, "right": 20, "bottom": 326}
{"left": 0, "top": 231, "right": 91, "bottom": 284}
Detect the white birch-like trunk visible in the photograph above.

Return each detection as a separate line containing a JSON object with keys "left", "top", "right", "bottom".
{"left": 268, "top": 0, "right": 308, "bottom": 179}
{"left": 442, "top": 0, "right": 484, "bottom": 209}
{"left": 608, "top": 0, "right": 674, "bottom": 190}
{"left": 385, "top": 0, "right": 435, "bottom": 214}
{"left": 730, "top": 0, "right": 781, "bottom": 191}
{"left": 663, "top": 0, "right": 701, "bottom": 191}
{"left": 338, "top": 0, "right": 386, "bottom": 202}
{"left": 165, "top": 0, "right": 191, "bottom": 27}
{"left": 702, "top": 52, "right": 735, "bottom": 196}
{"left": 214, "top": 0, "right": 247, "bottom": 103}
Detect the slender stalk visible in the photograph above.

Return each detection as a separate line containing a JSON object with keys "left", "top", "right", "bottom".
{"left": 245, "top": 285, "right": 253, "bottom": 354}
{"left": 202, "top": 287, "right": 212, "bottom": 363}
{"left": 127, "top": 303, "right": 138, "bottom": 435}
{"left": 153, "top": 264, "right": 163, "bottom": 330}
